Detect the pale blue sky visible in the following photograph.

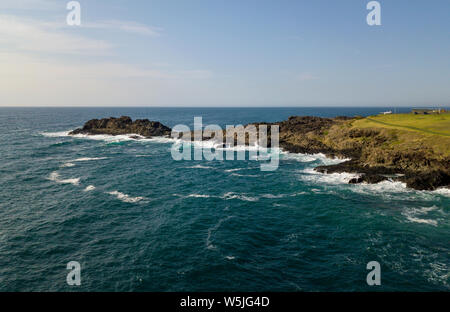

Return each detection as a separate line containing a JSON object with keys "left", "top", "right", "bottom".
{"left": 0, "top": 0, "right": 449, "bottom": 106}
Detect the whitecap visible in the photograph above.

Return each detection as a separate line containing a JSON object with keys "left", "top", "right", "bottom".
{"left": 261, "top": 193, "right": 288, "bottom": 199}
{"left": 186, "top": 194, "right": 212, "bottom": 198}
{"left": 185, "top": 164, "right": 214, "bottom": 169}
{"left": 230, "top": 173, "right": 259, "bottom": 177}
{"left": 72, "top": 157, "right": 108, "bottom": 162}
{"left": 107, "top": 191, "right": 145, "bottom": 203}
{"left": 60, "top": 162, "right": 75, "bottom": 168}
{"left": 224, "top": 168, "right": 246, "bottom": 173}
{"left": 48, "top": 171, "right": 80, "bottom": 186}
{"left": 84, "top": 185, "right": 96, "bottom": 192}
{"left": 221, "top": 192, "right": 259, "bottom": 202}
{"left": 405, "top": 216, "right": 438, "bottom": 226}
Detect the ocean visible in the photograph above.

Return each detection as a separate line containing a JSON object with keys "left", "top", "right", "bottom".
{"left": 0, "top": 107, "right": 448, "bottom": 291}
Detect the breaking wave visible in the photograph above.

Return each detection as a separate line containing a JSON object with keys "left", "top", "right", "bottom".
{"left": 48, "top": 171, "right": 80, "bottom": 186}
{"left": 84, "top": 185, "right": 96, "bottom": 192}
{"left": 107, "top": 191, "right": 146, "bottom": 203}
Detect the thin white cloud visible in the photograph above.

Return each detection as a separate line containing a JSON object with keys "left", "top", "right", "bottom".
{"left": 0, "top": 14, "right": 112, "bottom": 55}
{"left": 0, "top": 51, "right": 213, "bottom": 106}
{"left": 83, "top": 20, "right": 163, "bottom": 37}
{"left": 0, "top": 13, "right": 211, "bottom": 106}
{"left": 0, "top": 0, "right": 60, "bottom": 10}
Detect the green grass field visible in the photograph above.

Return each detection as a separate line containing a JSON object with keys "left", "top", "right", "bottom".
{"left": 348, "top": 112, "right": 450, "bottom": 157}
{"left": 354, "top": 112, "right": 450, "bottom": 137}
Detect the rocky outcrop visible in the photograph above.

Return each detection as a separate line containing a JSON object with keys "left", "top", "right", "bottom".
{"left": 69, "top": 116, "right": 171, "bottom": 138}
{"left": 270, "top": 116, "right": 450, "bottom": 191}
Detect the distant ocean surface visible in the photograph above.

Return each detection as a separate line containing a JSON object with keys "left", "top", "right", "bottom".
{"left": 0, "top": 107, "right": 448, "bottom": 291}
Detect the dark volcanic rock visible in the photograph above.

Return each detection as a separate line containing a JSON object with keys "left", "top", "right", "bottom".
{"left": 400, "top": 170, "right": 450, "bottom": 191}
{"left": 69, "top": 116, "right": 171, "bottom": 137}
{"left": 349, "top": 174, "right": 388, "bottom": 185}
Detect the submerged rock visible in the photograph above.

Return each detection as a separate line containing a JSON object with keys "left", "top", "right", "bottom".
{"left": 69, "top": 116, "right": 171, "bottom": 138}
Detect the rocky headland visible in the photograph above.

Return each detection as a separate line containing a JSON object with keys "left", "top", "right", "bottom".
{"left": 69, "top": 116, "right": 171, "bottom": 137}
{"left": 70, "top": 114, "right": 450, "bottom": 191}
{"left": 272, "top": 115, "right": 450, "bottom": 191}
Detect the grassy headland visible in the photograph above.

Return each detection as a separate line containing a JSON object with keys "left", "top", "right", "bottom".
{"left": 276, "top": 112, "right": 450, "bottom": 190}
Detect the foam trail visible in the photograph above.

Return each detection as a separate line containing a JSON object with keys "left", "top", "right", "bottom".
{"left": 186, "top": 194, "right": 212, "bottom": 198}
{"left": 224, "top": 168, "right": 246, "bottom": 173}
{"left": 185, "top": 164, "right": 214, "bottom": 169}
{"left": 230, "top": 173, "right": 259, "bottom": 177}
{"left": 72, "top": 157, "right": 108, "bottom": 162}
{"left": 41, "top": 130, "right": 178, "bottom": 145}
{"left": 221, "top": 192, "right": 259, "bottom": 202}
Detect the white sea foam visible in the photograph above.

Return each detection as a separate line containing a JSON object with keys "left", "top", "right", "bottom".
{"left": 230, "top": 173, "right": 259, "bottom": 177}
{"left": 425, "top": 262, "right": 449, "bottom": 287}
{"left": 405, "top": 217, "right": 438, "bottom": 226}
{"left": 402, "top": 205, "right": 441, "bottom": 226}
{"left": 48, "top": 171, "right": 80, "bottom": 186}
{"left": 40, "top": 131, "right": 71, "bottom": 137}
{"left": 224, "top": 168, "right": 246, "bottom": 173}
{"left": 186, "top": 194, "right": 212, "bottom": 198}
{"left": 84, "top": 185, "right": 96, "bottom": 192}
{"left": 351, "top": 180, "right": 409, "bottom": 195}
{"left": 281, "top": 152, "right": 317, "bottom": 162}
{"left": 261, "top": 193, "right": 288, "bottom": 199}
{"left": 222, "top": 192, "right": 259, "bottom": 202}
{"left": 314, "top": 153, "right": 351, "bottom": 165}
{"left": 60, "top": 162, "right": 75, "bottom": 168}
{"left": 71, "top": 133, "right": 143, "bottom": 143}
{"left": 299, "top": 168, "right": 361, "bottom": 185}
{"left": 107, "top": 191, "right": 145, "bottom": 203}
{"left": 432, "top": 188, "right": 450, "bottom": 197}
{"left": 41, "top": 130, "right": 178, "bottom": 145}
{"left": 144, "top": 136, "right": 180, "bottom": 144}
{"left": 185, "top": 164, "right": 214, "bottom": 169}
{"left": 72, "top": 157, "right": 108, "bottom": 162}
{"left": 281, "top": 151, "right": 350, "bottom": 165}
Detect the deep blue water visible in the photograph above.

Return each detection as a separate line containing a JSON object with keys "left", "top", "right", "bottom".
{"left": 0, "top": 107, "right": 448, "bottom": 291}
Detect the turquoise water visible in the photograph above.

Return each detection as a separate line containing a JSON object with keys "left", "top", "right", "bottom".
{"left": 0, "top": 107, "right": 448, "bottom": 291}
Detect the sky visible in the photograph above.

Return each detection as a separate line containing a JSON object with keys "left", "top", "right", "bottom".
{"left": 0, "top": 0, "right": 449, "bottom": 107}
